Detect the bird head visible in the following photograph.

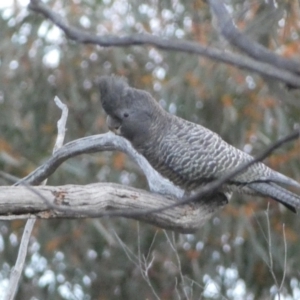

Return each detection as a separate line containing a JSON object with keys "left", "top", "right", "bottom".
{"left": 99, "top": 75, "right": 162, "bottom": 146}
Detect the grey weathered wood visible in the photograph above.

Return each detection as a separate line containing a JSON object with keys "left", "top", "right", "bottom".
{"left": 2, "top": 132, "right": 227, "bottom": 233}
{"left": 0, "top": 183, "right": 224, "bottom": 233}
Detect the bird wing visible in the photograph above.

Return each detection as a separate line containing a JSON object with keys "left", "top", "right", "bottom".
{"left": 172, "top": 119, "right": 300, "bottom": 189}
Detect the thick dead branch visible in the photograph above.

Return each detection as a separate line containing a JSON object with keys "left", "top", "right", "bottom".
{"left": 19, "top": 129, "right": 300, "bottom": 212}
{"left": 28, "top": 0, "right": 300, "bottom": 88}
{"left": 14, "top": 128, "right": 300, "bottom": 222}
{"left": 0, "top": 183, "right": 224, "bottom": 233}
{"left": 12, "top": 132, "right": 226, "bottom": 232}
{"left": 1, "top": 128, "right": 298, "bottom": 235}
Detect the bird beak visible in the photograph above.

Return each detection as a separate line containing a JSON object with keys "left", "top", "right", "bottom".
{"left": 106, "top": 115, "right": 121, "bottom": 135}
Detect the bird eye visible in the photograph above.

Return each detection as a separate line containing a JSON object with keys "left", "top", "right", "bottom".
{"left": 123, "top": 113, "right": 129, "bottom": 118}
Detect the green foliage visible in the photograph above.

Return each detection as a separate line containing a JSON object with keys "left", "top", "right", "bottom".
{"left": 1, "top": 0, "right": 300, "bottom": 299}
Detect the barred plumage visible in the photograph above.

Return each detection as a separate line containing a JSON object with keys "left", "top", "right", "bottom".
{"left": 99, "top": 75, "right": 300, "bottom": 213}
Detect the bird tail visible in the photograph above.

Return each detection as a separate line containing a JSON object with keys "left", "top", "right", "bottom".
{"left": 269, "top": 171, "right": 300, "bottom": 190}
{"left": 248, "top": 182, "right": 300, "bottom": 213}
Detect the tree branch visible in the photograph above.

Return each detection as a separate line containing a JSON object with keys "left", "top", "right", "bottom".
{"left": 208, "top": 0, "right": 300, "bottom": 74}
{"left": 4, "top": 96, "right": 68, "bottom": 300}
{"left": 27, "top": 0, "right": 300, "bottom": 88}
{"left": 11, "top": 128, "right": 300, "bottom": 225}
{"left": 1, "top": 129, "right": 298, "bottom": 235}
{"left": 5, "top": 132, "right": 223, "bottom": 230}
{"left": 17, "top": 132, "right": 184, "bottom": 199}
{"left": 0, "top": 183, "right": 224, "bottom": 234}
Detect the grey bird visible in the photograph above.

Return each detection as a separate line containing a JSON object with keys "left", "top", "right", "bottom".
{"left": 99, "top": 75, "right": 300, "bottom": 213}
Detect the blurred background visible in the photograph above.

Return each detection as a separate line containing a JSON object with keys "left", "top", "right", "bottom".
{"left": 1, "top": 0, "right": 300, "bottom": 299}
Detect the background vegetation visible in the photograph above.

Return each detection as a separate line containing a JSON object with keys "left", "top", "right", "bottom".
{"left": 1, "top": 0, "right": 300, "bottom": 299}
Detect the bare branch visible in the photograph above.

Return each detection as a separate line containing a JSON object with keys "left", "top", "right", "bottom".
{"left": 9, "top": 132, "right": 223, "bottom": 232}
{"left": 114, "top": 229, "right": 161, "bottom": 299}
{"left": 164, "top": 231, "right": 190, "bottom": 299}
{"left": 4, "top": 96, "right": 69, "bottom": 300}
{"left": 3, "top": 220, "right": 35, "bottom": 300}
{"left": 265, "top": 205, "right": 279, "bottom": 289}
{"left": 92, "top": 220, "right": 117, "bottom": 247}
{"left": 208, "top": 0, "right": 300, "bottom": 74}
{"left": 15, "top": 128, "right": 300, "bottom": 221}
{"left": 17, "top": 132, "right": 184, "bottom": 199}
{"left": 53, "top": 96, "right": 68, "bottom": 152}
{"left": 27, "top": 0, "right": 300, "bottom": 88}
{"left": 264, "top": 208, "right": 288, "bottom": 299}
{"left": 279, "top": 224, "right": 287, "bottom": 292}
{"left": 0, "top": 183, "right": 224, "bottom": 234}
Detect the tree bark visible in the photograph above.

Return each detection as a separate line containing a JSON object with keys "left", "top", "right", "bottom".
{"left": 0, "top": 183, "right": 225, "bottom": 233}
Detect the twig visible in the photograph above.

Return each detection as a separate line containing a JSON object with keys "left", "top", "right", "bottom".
{"left": 264, "top": 207, "right": 288, "bottom": 299}
{"left": 279, "top": 224, "right": 287, "bottom": 293}
{"left": 53, "top": 96, "right": 68, "bottom": 152}
{"left": 145, "top": 231, "right": 158, "bottom": 262}
{"left": 141, "top": 254, "right": 161, "bottom": 300}
{"left": 27, "top": 0, "right": 300, "bottom": 88}
{"left": 4, "top": 96, "right": 68, "bottom": 300}
{"left": 113, "top": 231, "right": 140, "bottom": 266}
{"left": 265, "top": 205, "right": 279, "bottom": 290}
{"left": 0, "top": 171, "right": 21, "bottom": 183}
{"left": 137, "top": 224, "right": 161, "bottom": 300}
{"left": 92, "top": 220, "right": 117, "bottom": 247}
{"left": 3, "top": 220, "right": 35, "bottom": 300}
{"left": 164, "top": 231, "right": 190, "bottom": 300}
{"left": 114, "top": 230, "right": 161, "bottom": 299}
